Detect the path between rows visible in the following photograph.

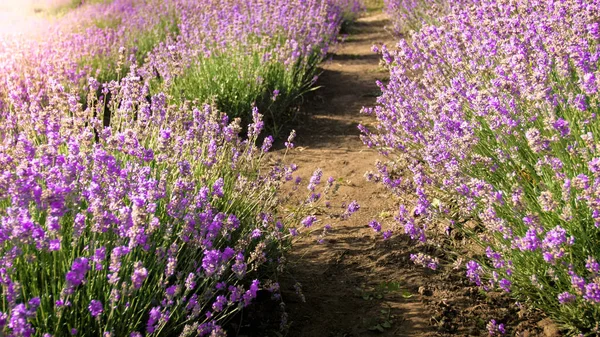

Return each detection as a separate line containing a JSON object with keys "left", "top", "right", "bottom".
{"left": 279, "top": 12, "right": 438, "bottom": 337}
{"left": 273, "top": 10, "right": 553, "bottom": 337}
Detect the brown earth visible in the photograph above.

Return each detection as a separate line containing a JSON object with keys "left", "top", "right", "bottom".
{"left": 255, "top": 9, "right": 552, "bottom": 337}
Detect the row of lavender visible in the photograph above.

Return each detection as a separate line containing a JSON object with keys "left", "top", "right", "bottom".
{"left": 2, "top": 0, "right": 361, "bottom": 135}
{"left": 365, "top": 0, "right": 600, "bottom": 334}
{"left": 0, "top": 0, "right": 359, "bottom": 335}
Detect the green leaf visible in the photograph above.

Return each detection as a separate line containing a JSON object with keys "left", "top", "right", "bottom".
{"left": 368, "top": 324, "right": 385, "bottom": 332}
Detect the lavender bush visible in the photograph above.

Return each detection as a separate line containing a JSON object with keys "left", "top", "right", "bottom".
{"left": 383, "top": 0, "right": 451, "bottom": 35}
{"left": 364, "top": 0, "right": 600, "bottom": 333}
{"left": 1, "top": 0, "right": 179, "bottom": 103}
{"left": 0, "top": 0, "right": 358, "bottom": 334}
{"left": 0, "top": 67, "right": 314, "bottom": 335}
{"left": 144, "top": 0, "right": 361, "bottom": 133}
{"left": 2, "top": 0, "right": 361, "bottom": 135}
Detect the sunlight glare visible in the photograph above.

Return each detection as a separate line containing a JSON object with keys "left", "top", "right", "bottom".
{"left": 0, "top": 0, "right": 68, "bottom": 37}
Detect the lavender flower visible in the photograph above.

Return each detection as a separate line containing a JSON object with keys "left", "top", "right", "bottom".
{"left": 368, "top": 220, "right": 382, "bottom": 233}
{"left": 65, "top": 257, "right": 90, "bottom": 291}
{"left": 301, "top": 215, "right": 317, "bottom": 228}
{"left": 131, "top": 262, "right": 148, "bottom": 290}
{"left": 558, "top": 292, "right": 576, "bottom": 304}
{"left": 410, "top": 253, "right": 439, "bottom": 270}
{"left": 88, "top": 300, "right": 103, "bottom": 318}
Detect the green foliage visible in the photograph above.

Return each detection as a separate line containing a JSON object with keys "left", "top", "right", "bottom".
{"left": 161, "top": 40, "right": 322, "bottom": 136}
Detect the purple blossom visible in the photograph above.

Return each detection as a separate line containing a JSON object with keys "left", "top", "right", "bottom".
{"left": 486, "top": 319, "right": 505, "bottom": 336}
{"left": 558, "top": 292, "right": 576, "bottom": 304}
{"left": 466, "top": 260, "right": 482, "bottom": 286}
{"left": 368, "top": 220, "right": 382, "bottom": 233}
{"left": 285, "top": 130, "right": 296, "bottom": 149}
{"left": 542, "top": 226, "right": 567, "bottom": 249}
{"left": 92, "top": 247, "right": 106, "bottom": 271}
{"left": 261, "top": 136, "right": 274, "bottom": 152}
{"left": 552, "top": 119, "right": 570, "bottom": 137}
{"left": 343, "top": 201, "right": 360, "bottom": 219}
{"left": 185, "top": 273, "right": 196, "bottom": 291}
{"left": 301, "top": 215, "right": 317, "bottom": 228}
{"left": 8, "top": 304, "right": 35, "bottom": 336}
{"left": 146, "top": 307, "right": 162, "bottom": 333}
{"left": 212, "top": 178, "right": 224, "bottom": 198}
{"left": 212, "top": 295, "right": 227, "bottom": 312}
{"left": 584, "top": 283, "right": 600, "bottom": 303}
{"left": 131, "top": 262, "right": 148, "bottom": 290}
{"left": 88, "top": 300, "right": 103, "bottom": 318}
{"left": 498, "top": 279, "right": 511, "bottom": 292}
{"left": 410, "top": 253, "right": 439, "bottom": 270}
{"left": 65, "top": 257, "right": 90, "bottom": 290}
{"left": 307, "top": 169, "right": 323, "bottom": 191}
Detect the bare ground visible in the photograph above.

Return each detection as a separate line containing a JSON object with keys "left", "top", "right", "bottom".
{"left": 267, "top": 10, "right": 552, "bottom": 337}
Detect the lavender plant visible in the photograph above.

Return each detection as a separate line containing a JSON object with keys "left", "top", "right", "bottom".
{"left": 0, "top": 0, "right": 360, "bottom": 334}
{"left": 2, "top": 0, "right": 361, "bottom": 135}
{"left": 144, "top": 0, "right": 361, "bottom": 134}
{"left": 0, "top": 69, "right": 308, "bottom": 335}
{"left": 383, "top": 0, "right": 451, "bottom": 35}
{"left": 364, "top": 0, "right": 600, "bottom": 333}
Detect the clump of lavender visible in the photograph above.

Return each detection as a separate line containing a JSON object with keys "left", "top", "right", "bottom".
{"left": 410, "top": 253, "right": 439, "bottom": 270}
{"left": 365, "top": 0, "right": 600, "bottom": 332}
{"left": 487, "top": 319, "right": 506, "bottom": 336}
{"left": 0, "top": 65, "right": 316, "bottom": 335}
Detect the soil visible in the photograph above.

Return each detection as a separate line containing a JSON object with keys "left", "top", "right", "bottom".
{"left": 245, "top": 9, "right": 555, "bottom": 337}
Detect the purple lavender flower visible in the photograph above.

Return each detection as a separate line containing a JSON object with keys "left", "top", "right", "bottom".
{"left": 212, "top": 295, "right": 227, "bottom": 312}
{"left": 552, "top": 119, "right": 570, "bottom": 137}
{"left": 498, "top": 279, "right": 511, "bottom": 292}
{"left": 271, "top": 89, "right": 280, "bottom": 101}
{"left": 88, "top": 300, "right": 103, "bottom": 318}
{"left": 261, "top": 136, "right": 274, "bottom": 152}
{"left": 285, "top": 130, "right": 296, "bottom": 149}
{"left": 251, "top": 229, "right": 262, "bottom": 239}
{"left": 146, "top": 307, "right": 162, "bottom": 333}
{"left": 202, "top": 250, "right": 222, "bottom": 277}
{"left": 343, "top": 200, "right": 360, "bottom": 218}
{"left": 185, "top": 273, "right": 196, "bottom": 291}
{"left": 8, "top": 303, "right": 35, "bottom": 336}
{"left": 92, "top": 247, "right": 106, "bottom": 271}
{"left": 410, "top": 253, "right": 439, "bottom": 270}
{"left": 307, "top": 169, "right": 323, "bottom": 191}
{"left": 65, "top": 257, "right": 90, "bottom": 290}
{"left": 486, "top": 319, "right": 505, "bottom": 335}
{"left": 584, "top": 283, "right": 600, "bottom": 303}
{"left": 212, "top": 178, "right": 225, "bottom": 198}
{"left": 301, "top": 215, "right": 317, "bottom": 228}
{"left": 368, "top": 220, "right": 382, "bottom": 233}
{"left": 232, "top": 253, "right": 247, "bottom": 279}
{"left": 586, "top": 256, "right": 600, "bottom": 274}
{"left": 466, "top": 260, "right": 482, "bottom": 286}
{"left": 558, "top": 292, "right": 576, "bottom": 304}
{"left": 582, "top": 72, "right": 598, "bottom": 94}
{"left": 131, "top": 262, "right": 148, "bottom": 290}
{"left": 543, "top": 226, "right": 567, "bottom": 249}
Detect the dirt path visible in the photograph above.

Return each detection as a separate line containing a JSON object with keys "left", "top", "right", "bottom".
{"left": 274, "top": 9, "right": 550, "bottom": 337}
{"left": 277, "top": 12, "right": 442, "bottom": 337}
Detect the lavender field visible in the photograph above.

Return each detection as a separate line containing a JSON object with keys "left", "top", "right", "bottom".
{"left": 0, "top": 0, "right": 599, "bottom": 336}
